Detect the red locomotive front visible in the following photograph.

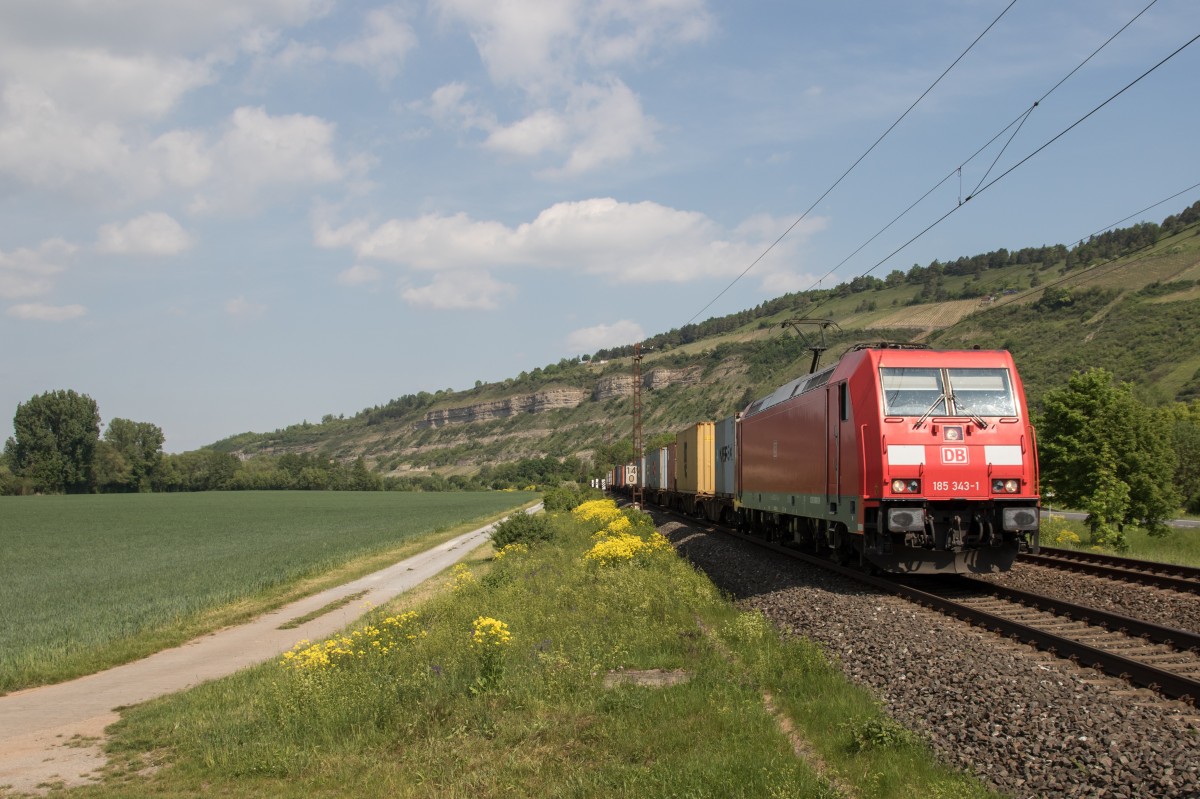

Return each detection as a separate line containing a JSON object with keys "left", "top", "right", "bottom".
{"left": 737, "top": 344, "right": 1040, "bottom": 574}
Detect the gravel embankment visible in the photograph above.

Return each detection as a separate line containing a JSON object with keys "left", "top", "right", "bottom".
{"left": 656, "top": 516, "right": 1200, "bottom": 799}
{"left": 976, "top": 563, "right": 1200, "bottom": 634}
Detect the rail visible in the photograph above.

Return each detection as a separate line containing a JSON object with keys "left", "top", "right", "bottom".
{"left": 1020, "top": 547, "right": 1200, "bottom": 595}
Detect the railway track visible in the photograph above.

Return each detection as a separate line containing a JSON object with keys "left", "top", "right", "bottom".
{"left": 897, "top": 575, "right": 1200, "bottom": 704}
{"left": 652, "top": 508, "right": 1200, "bottom": 704}
{"left": 1021, "top": 546, "right": 1200, "bottom": 594}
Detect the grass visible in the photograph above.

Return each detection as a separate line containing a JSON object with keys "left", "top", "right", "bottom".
{"left": 73, "top": 500, "right": 997, "bottom": 799}
{"left": 1041, "top": 513, "right": 1200, "bottom": 567}
{"left": 0, "top": 490, "right": 537, "bottom": 693}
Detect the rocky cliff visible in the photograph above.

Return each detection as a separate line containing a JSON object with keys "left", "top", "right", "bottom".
{"left": 592, "top": 366, "right": 703, "bottom": 400}
{"left": 417, "top": 367, "right": 704, "bottom": 429}
{"left": 416, "top": 388, "right": 588, "bottom": 429}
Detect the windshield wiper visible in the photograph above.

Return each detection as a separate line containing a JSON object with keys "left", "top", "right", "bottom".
{"left": 912, "top": 394, "right": 946, "bottom": 429}
{"left": 948, "top": 394, "right": 989, "bottom": 430}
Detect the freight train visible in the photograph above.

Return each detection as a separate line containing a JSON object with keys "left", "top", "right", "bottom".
{"left": 610, "top": 343, "right": 1040, "bottom": 574}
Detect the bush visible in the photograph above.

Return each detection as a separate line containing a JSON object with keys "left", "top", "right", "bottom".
{"left": 491, "top": 511, "right": 554, "bottom": 548}
{"left": 543, "top": 484, "right": 584, "bottom": 512}
{"left": 1040, "top": 517, "right": 1083, "bottom": 548}
{"left": 0, "top": 465, "right": 34, "bottom": 496}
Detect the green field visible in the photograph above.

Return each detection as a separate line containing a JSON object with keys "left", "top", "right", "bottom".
{"left": 0, "top": 491, "right": 536, "bottom": 693}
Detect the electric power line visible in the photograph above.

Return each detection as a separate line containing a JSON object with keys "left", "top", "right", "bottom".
{"left": 798, "top": 30, "right": 1200, "bottom": 320}
{"left": 683, "top": 0, "right": 1020, "bottom": 326}
{"left": 951, "top": 212, "right": 1200, "bottom": 325}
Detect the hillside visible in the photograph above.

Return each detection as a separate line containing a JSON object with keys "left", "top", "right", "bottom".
{"left": 211, "top": 206, "right": 1200, "bottom": 478}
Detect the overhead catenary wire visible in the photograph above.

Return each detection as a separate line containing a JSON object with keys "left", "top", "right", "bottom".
{"left": 968, "top": 0, "right": 1159, "bottom": 198}
{"left": 914, "top": 179, "right": 1200, "bottom": 340}
{"left": 683, "top": 0, "right": 1020, "bottom": 326}
{"left": 798, "top": 0, "right": 1169, "bottom": 319}
{"left": 944, "top": 214, "right": 1200, "bottom": 329}
{"left": 798, "top": 29, "right": 1200, "bottom": 321}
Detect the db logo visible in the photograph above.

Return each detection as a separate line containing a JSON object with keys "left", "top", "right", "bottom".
{"left": 941, "top": 446, "right": 969, "bottom": 465}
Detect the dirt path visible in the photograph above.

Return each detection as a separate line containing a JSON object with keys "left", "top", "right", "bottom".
{"left": 0, "top": 515, "right": 513, "bottom": 796}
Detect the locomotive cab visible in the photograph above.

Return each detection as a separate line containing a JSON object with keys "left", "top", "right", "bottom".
{"left": 736, "top": 344, "right": 1040, "bottom": 575}
{"left": 865, "top": 354, "right": 1040, "bottom": 573}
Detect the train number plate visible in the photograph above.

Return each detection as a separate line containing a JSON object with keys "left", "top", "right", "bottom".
{"left": 940, "top": 446, "right": 969, "bottom": 465}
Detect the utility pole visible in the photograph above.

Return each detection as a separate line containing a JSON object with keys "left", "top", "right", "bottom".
{"left": 631, "top": 343, "right": 644, "bottom": 508}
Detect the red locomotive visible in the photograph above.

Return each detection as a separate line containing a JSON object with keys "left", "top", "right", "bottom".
{"left": 630, "top": 343, "right": 1041, "bottom": 574}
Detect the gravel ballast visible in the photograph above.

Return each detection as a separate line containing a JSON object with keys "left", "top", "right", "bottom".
{"left": 656, "top": 515, "right": 1200, "bottom": 799}
{"left": 977, "top": 562, "right": 1200, "bottom": 635}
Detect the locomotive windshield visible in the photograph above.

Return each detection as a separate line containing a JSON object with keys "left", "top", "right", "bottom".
{"left": 880, "top": 368, "right": 945, "bottom": 415}
{"left": 881, "top": 367, "right": 1016, "bottom": 417}
{"left": 946, "top": 368, "right": 1016, "bottom": 416}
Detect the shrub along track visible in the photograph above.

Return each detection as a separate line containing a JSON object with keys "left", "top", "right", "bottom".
{"left": 648, "top": 507, "right": 1200, "bottom": 799}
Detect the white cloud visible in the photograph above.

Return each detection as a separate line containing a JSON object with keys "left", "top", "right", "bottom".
{"left": 354, "top": 212, "right": 515, "bottom": 270}
{"left": 96, "top": 212, "right": 193, "bottom": 256}
{"left": 480, "top": 79, "right": 658, "bottom": 176}
{"left": 321, "top": 198, "right": 825, "bottom": 310}
{"left": 433, "top": 0, "right": 580, "bottom": 92}
{"left": 188, "top": 106, "right": 349, "bottom": 213}
{"left": 567, "top": 319, "right": 645, "bottom": 353}
{"left": 149, "top": 131, "right": 214, "bottom": 189}
{"left": 0, "top": 46, "right": 214, "bottom": 122}
{"left": 400, "top": 270, "right": 515, "bottom": 310}
{"left": 267, "top": 4, "right": 417, "bottom": 82}
{"left": 434, "top": 0, "right": 712, "bottom": 91}
{"left": 426, "top": 0, "right": 709, "bottom": 175}
{"left": 0, "top": 2, "right": 347, "bottom": 200}
{"left": 484, "top": 109, "right": 568, "bottom": 157}
{"left": 415, "top": 82, "right": 494, "bottom": 132}
{"left": 0, "top": 239, "right": 76, "bottom": 299}
{"left": 332, "top": 5, "right": 417, "bottom": 81}
{"left": 7, "top": 302, "right": 87, "bottom": 321}
{"left": 0, "top": 2, "right": 334, "bottom": 56}
{"left": 314, "top": 214, "right": 373, "bottom": 249}
{"left": 547, "top": 80, "right": 658, "bottom": 177}
{"left": 0, "top": 83, "right": 131, "bottom": 191}
{"left": 225, "top": 295, "right": 267, "bottom": 318}
{"left": 221, "top": 106, "right": 344, "bottom": 183}
{"left": 336, "top": 197, "right": 791, "bottom": 282}
{"left": 336, "top": 264, "right": 382, "bottom": 286}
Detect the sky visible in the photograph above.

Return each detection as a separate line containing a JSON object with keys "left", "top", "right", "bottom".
{"left": 2, "top": 0, "right": 1198, "bottom": 452}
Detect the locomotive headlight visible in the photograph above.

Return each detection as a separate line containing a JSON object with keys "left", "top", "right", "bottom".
{"left": 891, "top": 479, "right": 921, "bottom": 494}
{"left": 992, "top": 479, "right": 1020, "bottom": 494}
{"left": 1002, "top": 507, "right": 1039, "bottom": 531}
{"left": 888, "top": 508, "right": 926, "bottom": 532}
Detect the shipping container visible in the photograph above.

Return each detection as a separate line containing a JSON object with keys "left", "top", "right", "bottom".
{"left": 675, "top": 422, "right": 716, "bottom": 495}
{"left": 715, "top": 414, "right": 738, "bottom": 497}
{"left": 666, "top": 443, "right": 677, "bottom": 493}
{"left": 644, "top": 447, "right": 666, "bottom": 490}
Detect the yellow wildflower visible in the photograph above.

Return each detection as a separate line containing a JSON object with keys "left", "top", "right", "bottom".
{"left": 572, "top": 499, "right": 622, "bottom": 525}
{"left": 281, "top": 611, "right": 425, "bottom": 671}
{"left": 471, "top": 616, "right": 512, "bottom": 649}
{"left": 446, "top": 563, "right": 476, "bottom": 592}
{"left": 493, "top": 542, "right": 528, "bottom": 561}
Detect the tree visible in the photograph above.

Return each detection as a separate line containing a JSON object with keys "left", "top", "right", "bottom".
{"left": 350, "top": 457, "right": 382, "bottom": 491}
{"left": 92, "top": 440, "right": 133, "bottom": 493}
{"left": 103, "top": 418, "right": 165, "bottom": 492}
{"left": 6, "top": 390, "right": 101, "bottom": 493}
{"left": 1168, "top": 402, "right": 1200, "bottom": 513}
{"left": 1038, "top": 368, "right": 1179, "bottom": 544}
